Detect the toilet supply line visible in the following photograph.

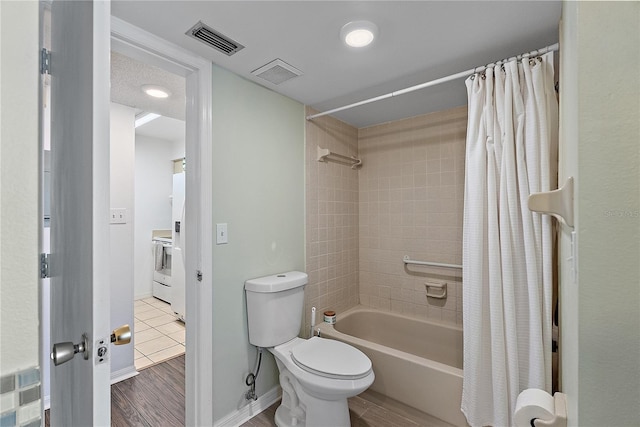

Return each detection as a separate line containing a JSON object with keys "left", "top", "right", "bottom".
{"left": 245, "top": 347, "right": 263, "bottom": 401}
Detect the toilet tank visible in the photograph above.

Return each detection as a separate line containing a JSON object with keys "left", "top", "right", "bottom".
{"left": 245, "top": 271, "right": 308, "bottom": 347}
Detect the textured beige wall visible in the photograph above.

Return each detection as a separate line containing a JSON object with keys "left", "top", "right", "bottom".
{"left": 358, "top": 107, "right": 466, "bottom": 325}
{"left": 304, "top": 107, "right": 360, "bottom": 335}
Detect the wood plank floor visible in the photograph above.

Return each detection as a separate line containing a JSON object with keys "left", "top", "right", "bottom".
{"left": 240, "top": 390, "right": 453, "bottom": 427}
{"left": 45, "top": 355, "right": 185, "bottom": 427}
{"left": 111, "top": 355, "right": 185, "bottom": 426}
{"left": 46, "top": 355, "right": 452, "bottom": 426}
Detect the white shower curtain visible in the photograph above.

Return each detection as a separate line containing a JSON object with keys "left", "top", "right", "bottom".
{"left": 461, "top": 52, "right": 558, "bottom": 427}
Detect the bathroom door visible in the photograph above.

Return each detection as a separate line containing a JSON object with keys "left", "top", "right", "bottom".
{"left": 48, "top": 1, "right": 111, "bottom": 424}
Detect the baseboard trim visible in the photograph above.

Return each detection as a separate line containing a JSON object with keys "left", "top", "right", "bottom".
{"left": 214, "top": 386, "right": 281, "bottom": 427}
{"left": 110, "top": 366, "right": 139, "bottom": 384}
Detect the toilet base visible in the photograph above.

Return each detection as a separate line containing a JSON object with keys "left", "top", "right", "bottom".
{"left": 274, "top": 404, "right": 306, "bottom": 427}
{"left": 274, "top": 394, "right": 350, "bottom": 427}
{"left": 274, "top": 365, "right": 351, "bottom": 427}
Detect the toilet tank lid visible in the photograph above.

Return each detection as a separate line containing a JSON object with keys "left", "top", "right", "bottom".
{"left": 244, "top": 271, "right": 308, "bottom": 293}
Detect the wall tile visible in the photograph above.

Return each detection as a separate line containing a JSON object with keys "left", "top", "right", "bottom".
{"left": 305, "top": 108, "right": 360, "bottom": 335}
{"left": 305, "top": 106, "right": 466, "bottom": 332}
{"left": 357, "top": 106, "right": 467, "bottom": 326}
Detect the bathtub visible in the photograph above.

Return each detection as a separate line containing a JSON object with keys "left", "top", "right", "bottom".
{"left": 316, "top": 306, "right": 467, "bottom": 426}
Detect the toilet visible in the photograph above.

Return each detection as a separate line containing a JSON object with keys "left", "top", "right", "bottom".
{"left": 245, "top": 271, "right": 374, "bottom": 427}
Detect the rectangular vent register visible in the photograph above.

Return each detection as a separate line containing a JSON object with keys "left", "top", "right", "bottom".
{"left": 186, "top": 21, "right": 244, "bottom": 56}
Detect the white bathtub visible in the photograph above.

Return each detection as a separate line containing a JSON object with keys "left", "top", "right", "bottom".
{"left": 317, "top": 306, "right": 467, "bottom": 426}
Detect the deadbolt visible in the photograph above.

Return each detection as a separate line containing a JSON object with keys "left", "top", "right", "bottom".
{"left": 111, "top": 324, "right": 131, "bottom": 345}
{"left": 51, "top": 333, "right": 89, "bottom": 366}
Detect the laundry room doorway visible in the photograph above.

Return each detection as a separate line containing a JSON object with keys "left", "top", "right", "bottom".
{"left": 110, "top": 17, "right": 214, "bottom": 425}
{"left": 109, "top": 49, "right": 188, "bottom": 370}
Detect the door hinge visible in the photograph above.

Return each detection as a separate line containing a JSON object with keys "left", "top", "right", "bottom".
{"left": 40, "top": 253, "right": 50, "bottom": 278}
{"left": 40, "top": 48, "right": 51, "bottom": 75}
{"left": 196, "top": 270, "right": 203, "bottom": 282}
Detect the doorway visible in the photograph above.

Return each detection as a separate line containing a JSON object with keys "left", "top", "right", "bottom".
{"left": 110, "top": 48, "right": 188, "bottom": 370}
{"left": 111, "top": 18, "right": 215, "bottom": 425}
{"left": 41, "top": 13, "right": 214, "bottom": 425}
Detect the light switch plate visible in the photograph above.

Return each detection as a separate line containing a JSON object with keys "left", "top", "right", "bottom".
{"left": 216, "top": 223, "right": 228, "bottom": 244}
{"left": 110, "top": 208, "right": 127, "bottom": 224}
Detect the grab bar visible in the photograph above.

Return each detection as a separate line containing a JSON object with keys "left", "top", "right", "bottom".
{"left": 403, "top": 255, "right": 461, "bottom": 270}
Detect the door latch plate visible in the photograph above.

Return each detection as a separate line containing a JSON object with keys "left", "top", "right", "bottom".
{"left": 95, "top": 337, "right": 108, "bottom": 365}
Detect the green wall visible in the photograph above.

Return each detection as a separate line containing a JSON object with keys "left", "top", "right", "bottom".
{"left": 560, "top": 1, "right": 640, "bottom": 425}
{"left": 210, "top": 65, "right": 305, "bottom": 422}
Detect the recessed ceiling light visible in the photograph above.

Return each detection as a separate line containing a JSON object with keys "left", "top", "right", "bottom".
{"left": 341, "top": 21, "right": 378, "bottom": 48}
{"left": 141, "top": 84, "right": 171, "bottom": 99}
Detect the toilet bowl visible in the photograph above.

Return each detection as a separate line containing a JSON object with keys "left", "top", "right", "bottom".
{"left": 269, "top": 337, "right": 374, "bottom": 427}
{"left": 245, "top": 272, "right": 374, "bottom": 427}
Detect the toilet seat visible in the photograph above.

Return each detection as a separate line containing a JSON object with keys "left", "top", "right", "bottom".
{"left": 290, "top": 337, "right": 372, "bottom": 380}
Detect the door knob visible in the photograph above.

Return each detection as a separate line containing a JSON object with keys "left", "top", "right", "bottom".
{"left": 111, "top": 324, "right": 131, "bottom": 345}
{"left": 51, "top": 333, "right": 89, "bottom": 366}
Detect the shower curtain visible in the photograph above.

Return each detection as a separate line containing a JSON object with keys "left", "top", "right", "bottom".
{"left": 461, "top": 52, "right": 558, "bottom": 426}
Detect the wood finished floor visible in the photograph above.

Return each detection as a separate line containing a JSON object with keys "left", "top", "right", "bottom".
{"left": 46, "top": 355, "right": 452, "bottom": 426}
{"left": 111, "top": 355, "right": 185, "bottom": 426}
{"left": 240, "top": 391, "right": 453, "bottom": 427}
{"left": 45, "top": 355, "right": 185, "bottom": 427}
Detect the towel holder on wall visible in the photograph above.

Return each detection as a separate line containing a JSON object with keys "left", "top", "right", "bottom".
{"left": 528, "top": 177, "right": 574, "bottom": 228}
{"left": 317, "top": 146, "right": 362, "bottom": 169}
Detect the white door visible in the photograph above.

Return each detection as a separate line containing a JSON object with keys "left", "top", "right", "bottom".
{"left": 49, "top": 1, "right": 111, "bottom": 425}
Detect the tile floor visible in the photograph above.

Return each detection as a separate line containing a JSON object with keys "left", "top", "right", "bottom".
{"left": 134, "top": 297, "right": 185, "bottom": 370}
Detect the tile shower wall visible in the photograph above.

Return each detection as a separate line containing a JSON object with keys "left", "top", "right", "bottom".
{"left": 304, "top": 107, "right": 359, "bottom": 335}
{"left": 358, "top": 106, "right": 467, "bottom": 325}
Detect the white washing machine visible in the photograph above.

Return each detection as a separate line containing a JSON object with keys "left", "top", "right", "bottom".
{"left": 152, "top": 236, "right": 172, "bottom": 303}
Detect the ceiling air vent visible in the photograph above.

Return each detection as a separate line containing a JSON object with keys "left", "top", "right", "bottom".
{"left": 186, "top": 21, "right": 244, "bottom": 56}
{"left": 251, "top": 59, "right": 303, "bottom": 85}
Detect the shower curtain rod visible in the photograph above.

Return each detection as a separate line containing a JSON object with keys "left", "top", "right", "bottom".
{"left": 306, "top": 42, "right": 559, "bottom": 121}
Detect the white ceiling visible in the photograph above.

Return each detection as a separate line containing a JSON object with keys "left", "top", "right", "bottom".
{"left": 111, "top": 1, "right": 561, "bottom": 128}
{"left": 111, "top": 51, "right": 186, "bottom": 121}
{"left": 135, "top": 115, "right": 186, "bottom": 142}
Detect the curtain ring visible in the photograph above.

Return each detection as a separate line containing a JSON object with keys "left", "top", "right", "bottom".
{"left": 470, "top": 74, "right": 476, "bottom": 81}
{"left": 481, "top": 72, "right": 486, "bottom": 80}
{"left": 529, "top": 58, "right": 537, "bottom": 66}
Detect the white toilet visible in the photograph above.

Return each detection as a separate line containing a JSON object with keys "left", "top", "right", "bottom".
{"left": 245, "top": 271, "right": 374, "bottom": 427}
